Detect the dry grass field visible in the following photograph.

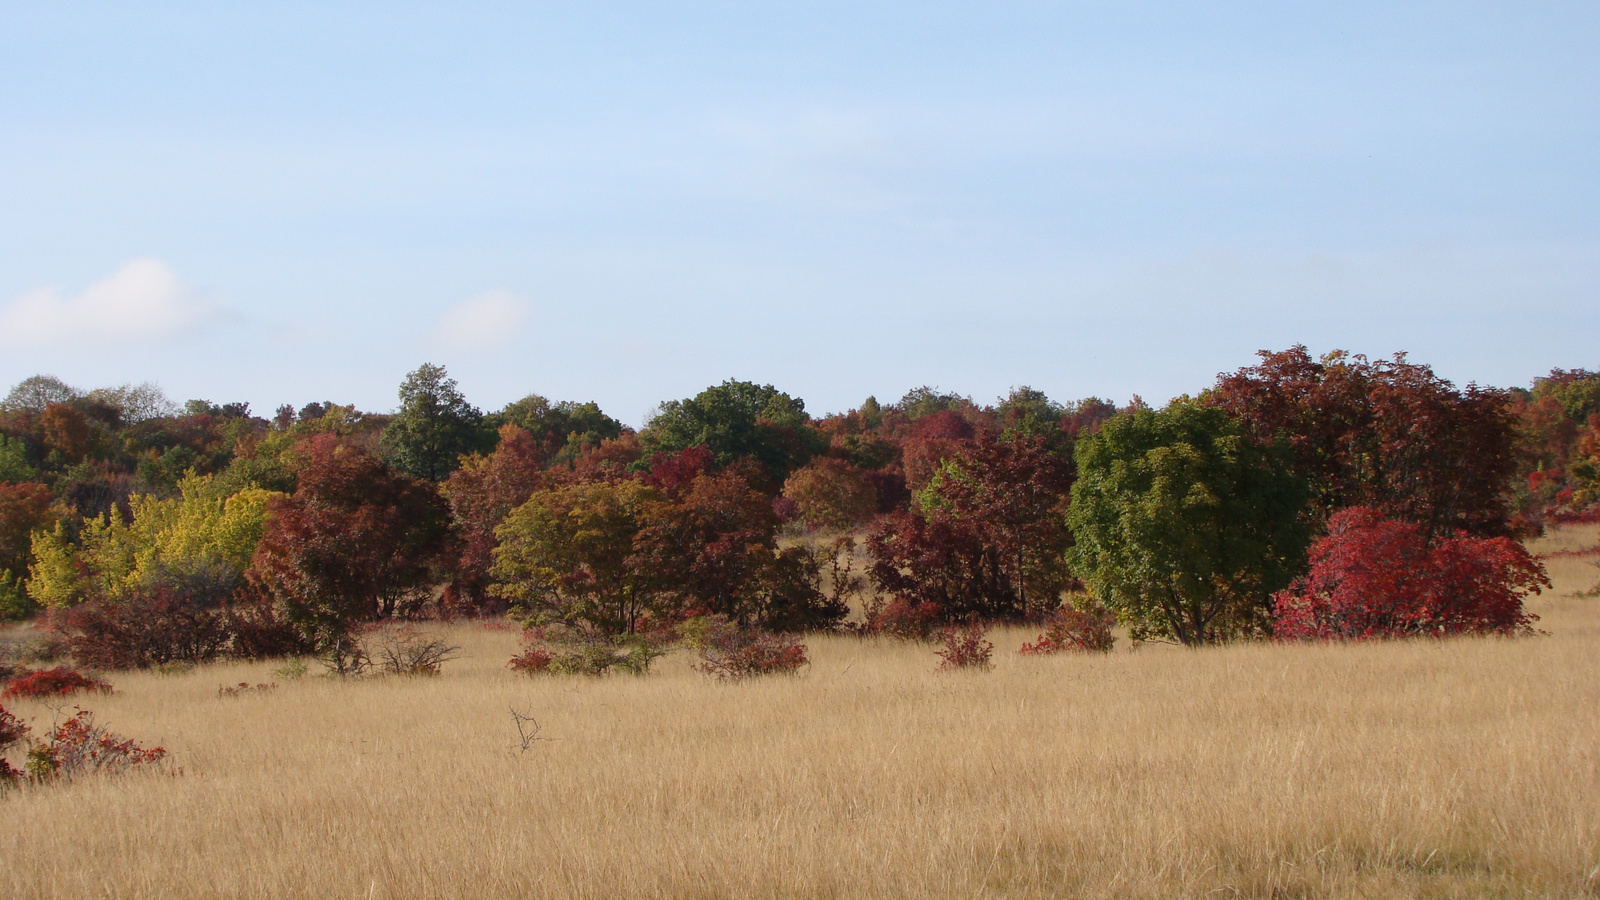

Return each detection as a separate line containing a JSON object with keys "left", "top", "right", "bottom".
{"left": 3, "top": 527, "right": 1598, "bottom": 899}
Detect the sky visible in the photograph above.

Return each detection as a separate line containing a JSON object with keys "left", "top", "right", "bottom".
{"left": 1, "top": 2, "right": 1596, "bottom": 426}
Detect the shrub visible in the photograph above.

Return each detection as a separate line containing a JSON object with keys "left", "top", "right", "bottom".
{"left": 1019, "top": 604, "right": 1116, "bottom": 655}
{"left": 2, "top": 666, "right": 113, "bottom": 700}
{"left": 0, "top": 703, "right": 27, "bottom": 783}
{"left": 217, "top": 682, "right": 278, "bottom": 698}
{"left": 507, "top": 625, "right": 666, "bottom": 677}
{"left": 24, "top": 707, "right": 168, "bottom": 782}
{"left": 861, "top": 597, "right": 942, "bottom": 640}
{"left": 226, "top": 594, "right": 315, "bottom": 660}
{"left": 68, "top": 586, "right": 231, "bottom": 670}
{"left": 372, "top": 626, "right": 461, "bottom": 676}
{"left": 935, "top": 620, "right": 993, "bottom": 671}
{"left": 686, "top": 616, "right": 808, "bottom": 681}
{"left": 1273, "top": 507, "right": 1548, "bottom": 641}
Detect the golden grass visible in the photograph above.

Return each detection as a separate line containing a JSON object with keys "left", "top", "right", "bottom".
{"left": 3, "top": 529, "right": 1599, "bottom": 898}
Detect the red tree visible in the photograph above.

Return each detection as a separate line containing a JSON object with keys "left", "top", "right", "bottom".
{"left": 441, "top": 425, "right": 550, "bottom": 612}
{"left": 1209, "top": 347, "right": 1516, "bottom": 537}
{"left": 1272, "top": 507, "right": 1547, "bottom": 640}
{"left": 248, "top": 435, "right": 452, "bottom": 647}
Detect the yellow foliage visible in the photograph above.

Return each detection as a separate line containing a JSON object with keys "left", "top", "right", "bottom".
{"left": 26, "top": 473, "right": 281, "bottom": 607}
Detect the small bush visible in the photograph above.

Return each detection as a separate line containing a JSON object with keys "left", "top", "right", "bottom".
{"left": 2, "top": 666, "right": 113, "bottom": 700}
{"left": 861, "top": 597, "right": 942, "bottom": 640}
{"left": 1019, "top": 604, "right": 1116, "bottom": 655}
{"left": 507, "top": 625, "right": 666, "bottom": 677}
{"left": 373, "top": 627, "right": 461, "bottom": 676}
{"left": 217, "top": 682, "right": 278, "bottom": 698}
{"left": 935, "top": 620, "right": 993, "bottom": 671}
{"left": 686, "top": 616, "right": 808, "bottom": 681}
{"left": 17, "top": 631, "right": 72, "bottom": 664}
{"left": 24, "top": 707, "right": 168, "bottom": 782}
{"left": 0, "top": 703, "right": 27, "bottom": 784}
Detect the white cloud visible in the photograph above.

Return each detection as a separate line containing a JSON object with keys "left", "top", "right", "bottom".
{"left": 436, "top": 289, "right": 527, "bottom": 350}
{"left": 0, "top": 258, "right": 217, "bottom": 347}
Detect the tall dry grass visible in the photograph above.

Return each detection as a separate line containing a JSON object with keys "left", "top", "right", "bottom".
{"left": 2, "top": 529, "right": 1597, "bottom": 898}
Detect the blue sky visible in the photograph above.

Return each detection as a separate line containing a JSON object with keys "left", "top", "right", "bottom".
{"left": 2, "top": 2, "right": 1596, "bottom": 425}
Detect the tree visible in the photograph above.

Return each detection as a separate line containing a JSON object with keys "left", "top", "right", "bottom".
{"left": 1066, "top": 400, "right": 1310, "bottom": 645}
{"left": 1273, "top": 507, "right": 1546, "bottom": 640}
{"left": 248, "top": 436, "right": 452, "bottom": 648}
{"left": 382, "top": 363, "right": 485, "bottom": 481}
{"left": 867, "top": 435, "right": 1074, "bottom": 621}
{"left": 640, "top": 380, "right": 823, "bottom": 481}
{"left": 781, "top": 458, "right": 878, "bottom": 532}
{"left": 489, "top": 395, "right": 624, "bottom": 463}
{"left": 491, "top": 479, "right": 661, "bottom": 634}
{"left": 0, "top": 481, "right": 57, "bottom": 619}
{"left": 1, "top": 375, "right": 80, "bottom": 414}
{"left": 1207, "top": 347, "right": 1516, "bottom": 537}
{"left": 440, "top": 425, "right": 550, "bottom": 610}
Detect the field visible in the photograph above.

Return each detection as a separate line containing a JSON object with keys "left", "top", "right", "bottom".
{"left": 3, "top": 528, "right": 1598, "bottom": 898}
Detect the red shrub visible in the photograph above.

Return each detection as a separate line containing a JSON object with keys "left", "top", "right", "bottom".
{"left": 24, "top": 707, "right": 167, "bottom": 781}
{"left": 935, "top": 620, "right": 993, "bottom": 670}
{"left": 1019, "top": 605, "right": 1116, "bottom": 655}
{"left": 507, "top": 645, "right": 554, "bottom": 674}
{"left": 862, "top": 597, "right": 942, "bottom": 639}
{"left": 689, "top": 616, "right": 808, "bottom": 681}
{"left": 0, "top": 703, "right": 26, "bottom": 783}
{"left": 1273, "top": 507, "right": 1548, "bottom": 641}
{"left": 2, "top": 666, "right": 113, "bottom": 700}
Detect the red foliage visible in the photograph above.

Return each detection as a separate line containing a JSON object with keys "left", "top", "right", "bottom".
{"left": 935, "top": 619, "right": 993, "bottom": 670}
{"left": 441, "top": 425, "right": 550, "bottom": 612}
{"left": 780, "top": 457, "right": 878, "bottom": 531}
{"left": 861, "top": 596, "right": 942, "bottom": 639}
{"left": 506, "top": 645, "right": 554, "bottom": 674}
{"left": 24, "top": 707, "right": 167, "bottom": 781}
{"left": 1272, "top": 507, "right": 1547, "bottom": 641}
{"left": 867, "top": 435, "right": 1074, "bottom": 621}
{"left": 1210, "top": 347, "right": 1517, "bottom": 537}
{"left": 2, "top": 666, "right": 113, "bottom": 700}
{"left": 0, "top": 703, "right": 26, "bottom": 783}
{"left": 1019, "top": 605, "right": 1116, "bottom": 655}
{"left": 248, "top": 435, "right": 452, "bottom": 638}
{"left": 639, "top": 446, "right": 716, "bottom": 495}
{"left": 0, "top": 481, "right": 56, "bottom": 579}
{"left": 691, "top": 616, "right": 808, "bottom": 680}
{"left": 68, "top": 585, "right": 232, "bottom": 669}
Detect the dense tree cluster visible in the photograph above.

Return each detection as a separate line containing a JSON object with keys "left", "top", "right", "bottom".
{"left": 0, "top": 347, "right": 1574, "bottom": 663}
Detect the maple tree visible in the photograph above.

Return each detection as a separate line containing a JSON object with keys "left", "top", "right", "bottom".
{"left": 1273, "top": 507, "right": 1547, "bottom": 640}
{"left": 780, "top": 457, "right": 879, "bottom": 532}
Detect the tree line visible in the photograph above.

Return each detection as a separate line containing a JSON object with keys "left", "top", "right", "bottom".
{"left": 1, "top": 347, "right": 1592, "bottom": 666}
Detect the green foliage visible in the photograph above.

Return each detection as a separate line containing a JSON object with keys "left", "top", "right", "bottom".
{"left": 641, "top": 380, "right": 822, "bottom": 479}
{"left": 382, "top": 363, "right": 486, "bottom": 481}
{"left": 491, "top": 480, "right": 661, "bottom": 634}
{"left": 897, "top": 386, "right": 970, "bottom": 422}
{"left": 489, "top": 395, "right": 624, "bottom": 462}
{"left": 0, "top": 435, "right": 35, "bottom": 483}
{"left": 1066, "top": 399, "right": 1311, "bottom": 646}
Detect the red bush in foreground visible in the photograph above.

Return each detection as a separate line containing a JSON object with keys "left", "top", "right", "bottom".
{"left": 0, "top": 703, "right": 27, "bottom": 783}
{"left": 935, "top": 620, "right": 993, "bottom": 671}
{"left": 1272, "top": 507, "right": 1548, "bottom": 641}
{"left": 2, "top": 666, "right": 113, "bottom": 700}
{"left": 24, "top": 707, "right": 167, "bottom": 781}
{"left": 689, "top": 616, "right": 808, "bottom": 681}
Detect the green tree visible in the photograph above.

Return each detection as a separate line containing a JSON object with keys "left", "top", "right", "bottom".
{"left": 491, "top": 479, "right": 662, "bottom": 634}
{"left": 382, "top": 363, "right": 486, "bottom": 481}
{"left": 640, "top": 380, "right": 822, "bottom": 481}
{"left": 1066, "top": 400, "right": 1310, "bottom": 645}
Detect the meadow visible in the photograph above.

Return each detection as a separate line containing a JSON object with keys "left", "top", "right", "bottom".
{"left": 2, "top": 527, "right": 1597, "bottom": 899}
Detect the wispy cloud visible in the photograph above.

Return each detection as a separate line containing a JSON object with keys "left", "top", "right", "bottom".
{"left": 0, "top": 259, "right": 219, "bottom": 347}
{"left": 436, "top": 289, "right": 527, "bottom": 351}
